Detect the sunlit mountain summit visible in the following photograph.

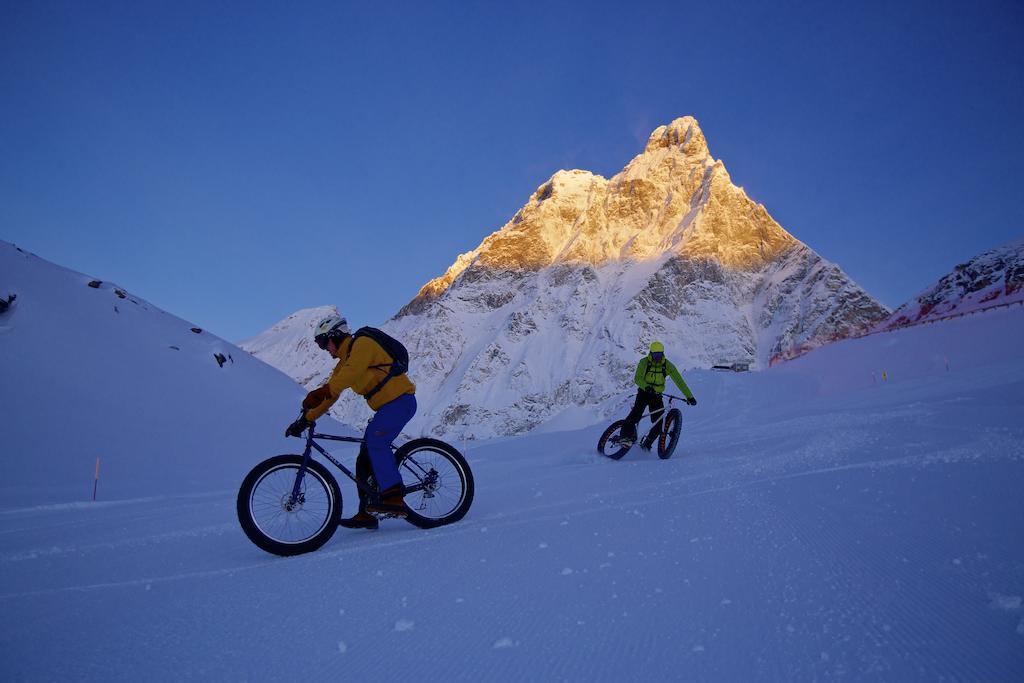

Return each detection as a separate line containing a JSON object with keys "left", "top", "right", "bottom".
{"left": 246, "top": 117, "right": 888, "bottom": 438}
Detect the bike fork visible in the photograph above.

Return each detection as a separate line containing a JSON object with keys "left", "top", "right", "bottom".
{"left": 289, "top": 431, "right": 315, "bottom": 504}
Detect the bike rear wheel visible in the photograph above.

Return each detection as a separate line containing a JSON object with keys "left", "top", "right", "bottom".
{"left": 597, "top": 420, "right": 632, "bottom": 460}
{"left": 396, "top": 438, "right": 474, "bottom": 529}
{"left": 237, "top": 455, "right": 342, "bottom": 556}
{"left": 657, "top": 408, "right": 682, "bottom": 459}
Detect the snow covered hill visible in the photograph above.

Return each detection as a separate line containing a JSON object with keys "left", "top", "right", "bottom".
{"left": 877, "top": 236, "right": 1024, "bottom": 329}
{"left": 244, "top": 117, "right": 888, "bottom": 440}
{"left": 237, "top": 304, "right": 341, "bottom": 386}
{"left": 0, "top": 240, "right": 319, "bottom": 506}
{"left": 3, "top": 287, "right": 1022, "bottom": 679}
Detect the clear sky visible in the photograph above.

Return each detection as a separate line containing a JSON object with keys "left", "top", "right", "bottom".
{"left": 3, "top": 0, "right": 1022, "bottom": 341}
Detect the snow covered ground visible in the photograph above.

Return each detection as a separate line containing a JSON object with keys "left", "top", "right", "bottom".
{"left": 2, "top": 278, "right": 1023, "bottom": 679}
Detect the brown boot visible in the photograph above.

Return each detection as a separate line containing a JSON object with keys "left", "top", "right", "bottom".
{"left": 339, "top": 511, "right": 379, "bottom": 530}
{"left": 366, "top": 485, "right": 408, "bottom": 517}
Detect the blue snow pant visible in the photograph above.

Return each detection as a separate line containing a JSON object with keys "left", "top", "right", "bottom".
{"left": 356, "top": 392, "right": 417, "bottom": 500}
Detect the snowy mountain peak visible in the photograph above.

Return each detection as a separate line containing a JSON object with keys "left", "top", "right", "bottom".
{"left": 238, "top": 305, "right": 341, "bottom": 386}
{"left": 245, "top": 117, "right": 890, "bottom": 439}
{"left": 643, "top": 116, "right": 709, "bottom": 158}
{"left": 402, "top": 116, "right": 798, "bottom": 316}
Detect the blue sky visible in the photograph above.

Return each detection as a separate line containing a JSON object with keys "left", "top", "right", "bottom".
{"left": 2, "top": 0, "right": 1022, "bottom": 341}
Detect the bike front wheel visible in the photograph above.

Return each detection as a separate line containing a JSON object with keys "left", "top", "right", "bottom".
{"left": 597, "top": 420, "right": 632, "bottom": 460}
{"left": 658, "top": 408, "right": 682, "bottom": 459}
{"left": 237, "top": 455, "right": 342, "bottom": 556}
{"left": 395, "top": 438, "right": 474, "bottom": 529}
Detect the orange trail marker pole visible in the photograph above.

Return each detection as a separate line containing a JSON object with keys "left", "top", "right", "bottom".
{"left": 93, "top": 457, "right": 101, "bottom": 501}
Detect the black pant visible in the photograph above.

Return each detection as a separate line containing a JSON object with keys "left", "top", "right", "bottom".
{"left": 623, "top": 389, "right": 664, "bottom": 444}
{"left": 354, "top": 445, "right": 372, "bottom": 511}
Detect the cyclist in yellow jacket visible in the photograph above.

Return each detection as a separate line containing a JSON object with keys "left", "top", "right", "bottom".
{"left": 622, "top": 341, "right": 696, "bottom": 450}
{"left": 285, "top": 315, "right": 415, "bottom": 529}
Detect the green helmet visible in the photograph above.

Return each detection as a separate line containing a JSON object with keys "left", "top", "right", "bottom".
{"left": 649, "top": 341, "right": 664, "bottom": 353}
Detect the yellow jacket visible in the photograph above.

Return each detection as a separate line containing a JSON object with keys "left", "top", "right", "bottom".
{"left": 304, "top": 335, "right": 415, "bottom": 419}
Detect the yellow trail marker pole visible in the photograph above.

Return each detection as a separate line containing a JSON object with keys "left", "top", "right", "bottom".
{"left": 93, "top": 457, "right": 101, "bottom": 501}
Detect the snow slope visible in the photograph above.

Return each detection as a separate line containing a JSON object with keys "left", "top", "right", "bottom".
{"left": 0, "top": 240, "right": 329, "bottom": 507}
{"left": 3, "top": 282, "right": 1022, "bottom": 678}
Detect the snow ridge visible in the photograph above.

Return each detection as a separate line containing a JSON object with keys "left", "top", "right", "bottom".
{"left": 0, "top": 240, "right": 308, "bottom": 505}
{"left": 878, "top": 237, "right": 1024, "bottom": 329}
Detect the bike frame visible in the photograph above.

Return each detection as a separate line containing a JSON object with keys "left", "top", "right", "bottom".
{"left": 288, "top": 422, "right": 430, "bottom": 505}
{"left": 640, "top": 393, "right": 685, "bottom": 433}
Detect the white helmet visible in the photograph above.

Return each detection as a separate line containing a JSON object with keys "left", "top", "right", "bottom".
{"left": 313, "top": 314, "right": 350, "bottom": 348}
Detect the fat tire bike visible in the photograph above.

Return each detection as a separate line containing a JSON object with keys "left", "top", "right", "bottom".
{"left": 597, "top": 393, "right": 687, "bottom": 461}
{"left": 237, "top": 421, "right": 474, "bottom": 556}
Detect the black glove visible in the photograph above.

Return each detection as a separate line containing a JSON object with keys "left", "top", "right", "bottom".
{"left": 285, "top": 416, "right": 312, "bottom": 437}
{"left": 686, "top": 397, "right": 697, "bottom": 406}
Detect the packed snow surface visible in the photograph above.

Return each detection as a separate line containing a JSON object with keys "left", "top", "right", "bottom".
{"left": 2, "top": 240, "right": 1023, "bottom": 679}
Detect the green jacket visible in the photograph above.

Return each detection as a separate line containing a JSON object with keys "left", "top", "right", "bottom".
{"left": 634, "top": 355, "right": 694, "bottom": 399}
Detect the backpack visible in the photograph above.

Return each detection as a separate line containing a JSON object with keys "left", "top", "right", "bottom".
{"left": 352, "top": 327, "right": 410, "bottom": 400}
{"left": 643, "top": 357, "right": 667, "bottom": 389}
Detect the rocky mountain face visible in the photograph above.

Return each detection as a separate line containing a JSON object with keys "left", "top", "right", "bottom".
{"left": 243, "top": 117, "right": 888, "bottom": 439}
{"left": 877, "top": 237, "right": 1024, "bottom": 330}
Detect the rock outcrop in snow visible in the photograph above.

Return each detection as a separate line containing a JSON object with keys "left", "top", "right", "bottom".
{"left": 244, "top": 117, "right": 889, "bottom": 438}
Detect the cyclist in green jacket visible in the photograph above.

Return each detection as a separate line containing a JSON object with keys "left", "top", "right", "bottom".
{"left": 622, "top": 341, "right": 697, "bottom": 450}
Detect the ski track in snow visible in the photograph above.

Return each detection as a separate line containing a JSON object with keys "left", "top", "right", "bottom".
{"left": 3, "top": 415, "right": 1024, "bottom": 678}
